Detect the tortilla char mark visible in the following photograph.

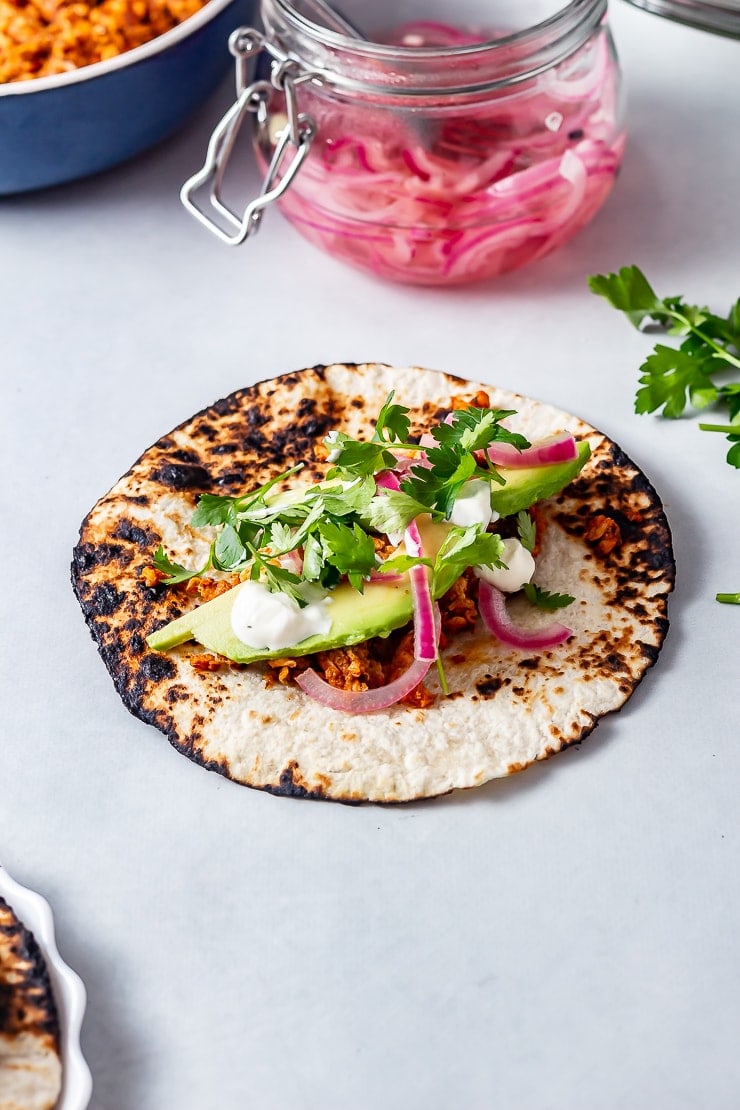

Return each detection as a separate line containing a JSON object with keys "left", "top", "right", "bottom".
{"left": 71, "top": 367, "right": 363, "bottom": 775}
{"left": 554, "top": 435, "right": 675, "bottom": 636}
{"left": 0, "top": 897, "right": 59, "bottom": 1050}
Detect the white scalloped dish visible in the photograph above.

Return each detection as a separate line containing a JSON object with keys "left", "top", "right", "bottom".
{"left": 0, "top": 866, "right": 92, "bottom": 1110}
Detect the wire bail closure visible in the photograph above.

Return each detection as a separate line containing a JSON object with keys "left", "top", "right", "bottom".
{"left": 180, "top": 27, "right": 317, "bottom": 246}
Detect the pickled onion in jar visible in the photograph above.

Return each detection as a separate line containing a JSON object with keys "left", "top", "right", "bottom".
{"left": 258, "top": 21, "right": 624, "bottom": 285}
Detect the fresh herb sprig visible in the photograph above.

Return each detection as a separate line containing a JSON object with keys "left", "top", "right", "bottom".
{"left": 516, "top": 510, "right": 537, "bottom": 553}
{"left": 588, "top": 265, "right": 739, "bottom": 603}
{"left": 379, "top": 524, "right": 505, "bottom": 599}
{"left": 400, "top": 407, "right": 529, "bottom": 518}
{"left": 588, "top": 265, "right": 740, "bottom": 461}
{"left": 522, "top": 583, "right": 575, "bottom": 611}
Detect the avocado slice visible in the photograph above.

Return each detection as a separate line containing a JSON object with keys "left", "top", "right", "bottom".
{"left": 146, "top": 442, "right": 590, "bottom": 662}
{"left": 147, "top": 576, "right": 419, "bottom": 663}
{"left": 489, "top": 440, "right": 590, "bottom": 517}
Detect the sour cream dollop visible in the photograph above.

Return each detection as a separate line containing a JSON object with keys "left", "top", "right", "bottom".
{"left": 230, "top": 580, "right": 332, "bottom": 651}
{"left": 476, "top": 537, "right": 535, "bottom": 593}
{"left": 449, "top": 479, "right": 499, "bottom": 529}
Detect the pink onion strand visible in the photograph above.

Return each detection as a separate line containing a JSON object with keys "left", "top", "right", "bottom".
{"left": 478, "top": 581, "right": 572, "bottom": 650}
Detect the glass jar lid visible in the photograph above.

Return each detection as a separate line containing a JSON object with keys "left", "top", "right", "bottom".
{"left": 621, "top": 0, "right": 740, "bottom": 38}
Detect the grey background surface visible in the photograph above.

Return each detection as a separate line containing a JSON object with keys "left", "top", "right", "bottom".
{"left": 2, "top": 3, "right": 739, "bottom": 1107}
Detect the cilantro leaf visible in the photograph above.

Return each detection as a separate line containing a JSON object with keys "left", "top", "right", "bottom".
{"left": 358, "top": 488, "right": 429, "bottom": 536}
{"left": 433, "top": 526, "right": 504, "bottom": 597}
{"left": 587, "top": 266, "right": 663, "bottom": 327}
{"left": 301, "top": 532, "right": 325, "bottom": 582}
{"left": 191, "top": 465, "right": 303, "bottom": 529}
{"left": 517, "top": 510, "right": 536, "bottom": 553}
{"left": 213, "top": 523, "right": 247, "bottom": 570}
{"left": 402, "top": 445, "right": 478, "bottom": 517}
{"left": 191, "top": 494, "right": 238, "bottom": 529}
{"left": 375, "top": 391, "right": 411, "bottom": 444}
{"left": 245, "top": 544, "right": 304, "bottom": 604}
{"left": 522, "top": 583, "right": 574, "bottom": 611}
{"left": 152, "top": 544, "right": 210, "bottom": 585}
{"left": 719, "top": 383, "right": 740, "bottom": 422}
{"left": 401, "top": 407, "right": 530, "bottom": 516}
{"left": 634, "top": 345, "right": 718, "bottom": 418}
{"left": 589, "top": 266, "right": 740, "bottom": 462}
{"left": 320, "top": 474, "right": 376, "bottom": 517}
{"left": 432, "top": 407, "right": 529, "bottom": 454}
{"left": 317, "top": 520, "right": 378, "bottom": 591}
{"left": 326, "top": 433, "right": 398, "bottom": 478}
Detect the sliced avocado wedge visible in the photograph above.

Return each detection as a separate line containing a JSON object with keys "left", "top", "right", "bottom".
{"left": 146, "top": 441, "right": 590, "bottom": 663}
{"left": 489, "top": 440, "right": 590, "bottom": 517}
{"left": 147, "top": 516, "right": 452, "bottom": 663}
{"left": 147, "top": 576, "right": 419, "bottom": 663}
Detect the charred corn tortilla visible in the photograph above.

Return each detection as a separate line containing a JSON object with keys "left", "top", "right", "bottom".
{"left": 71, "top": 363, "right": 674, "bottom": 803}
{"left": 0, "top": 897, "right": 62, "bottom": 1110}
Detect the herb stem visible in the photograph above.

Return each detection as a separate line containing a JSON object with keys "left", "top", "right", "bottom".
{"left": 668, "top": 309, "right": 740, "bottom": 370}
{"left": 716, "top": 592, "right": 740, "bottom": 605}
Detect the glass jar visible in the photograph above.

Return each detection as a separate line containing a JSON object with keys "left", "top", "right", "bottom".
{"left": 621, "top": 0, "right": 740, "bottom": 38}
{"left": 182, "top": 0, "right": 625, "bottom": 285}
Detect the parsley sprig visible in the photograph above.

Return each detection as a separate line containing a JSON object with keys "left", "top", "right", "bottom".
{"left": 400, "top": 408, "right": 529, "bottom": 518}
{"left": 379, "top": 525, "right": 506, "bottom": 599}
{"left": 522, "top": 584, "right": 575, "bottom": 611}
{"left": 589, "top": 265, "right": 739, "bottom": 603}
{"left": 588, "top": 265, "right": 740, "bottom": 464}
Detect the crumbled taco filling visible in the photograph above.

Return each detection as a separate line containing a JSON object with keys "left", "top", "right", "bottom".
{"left": 0, "top": 0, "right": 209, "bottom": 84}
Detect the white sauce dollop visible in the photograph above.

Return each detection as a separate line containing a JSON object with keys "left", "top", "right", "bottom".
{"left": 449, "top": 479, "right": 499, "bottom": 529}
{"left": 230, "top": 580, "right": 332, "bottom": 651}
{"left": 476, "top": 537, "right": 535, "bottom": 593}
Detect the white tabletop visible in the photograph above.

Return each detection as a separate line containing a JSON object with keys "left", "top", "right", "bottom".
{"left": 2, "top": 3, "right": 739, "bottom": 1108}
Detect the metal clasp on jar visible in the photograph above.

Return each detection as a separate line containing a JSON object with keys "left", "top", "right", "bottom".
{"left": 180, "top": 27, "right": 318, "bottom": 246}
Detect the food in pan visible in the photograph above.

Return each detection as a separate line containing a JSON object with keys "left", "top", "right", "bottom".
{"left": 0, "top": 0, "right": 209, "bottom": 84}
{"left": 72, "top": 362, "right": 674, "bottom": 802}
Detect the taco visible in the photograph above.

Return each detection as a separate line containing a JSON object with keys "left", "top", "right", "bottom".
{"left": 0, "top": 897, "right": 62, "bottom": 1110}
{"left": 72, "top": 363, "right": 674, "bottom": 803}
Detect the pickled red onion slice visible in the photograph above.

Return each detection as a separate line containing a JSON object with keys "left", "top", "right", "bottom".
{"left": 478, "top": 581, "right": 572, "bottom": 650}
{"left": 480, "top": 431, "right": 578, "bottom": 468}
{"left": 295, "top": 655, "right": 433, "bottom": 713}
{"left": 268, "top": 20, "right": 623, "bottom": 285}
{"left": 296, "top": 497, "right": 439, "bottom": 713}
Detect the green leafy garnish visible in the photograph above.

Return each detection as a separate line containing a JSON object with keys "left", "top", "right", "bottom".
{"left": 401, "top": 408, "right": 529, "bottom": 518}
{"left": 588, "top": 265, "right": 740, "bottom": 426}
{"left": 589, "top": 265, "right": 739, "bottom": 603}
{"left": 325, "top": 432, "right": 399, "bottom": 478}
{"left": 244, "top": 543, "right": 304, "bottom": 605}
{"left": 317, "top": 520, "right": 378, "bottom": 592}
{"left": 432, "top": 526, "right": 505, "bottom": 598}
{"left": 152, "top": 544, "right": 210, "bottom": 585}
{"left": 517, "top": 510, "right": 537, "bottom": 553}
{"left": 697, "top": 421, "right": 740, "bottom": 469}
{"left": 358, "top": 488, "right": 429, "bottom": 536}
{"left": 191, "top": 465, "right": 304, "bottom": 529}
{"left": 522, "top": 583, "right": 575, "bottom": 611}
{"left": 374, "top": 391, "right": 411, "bottom": 444}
